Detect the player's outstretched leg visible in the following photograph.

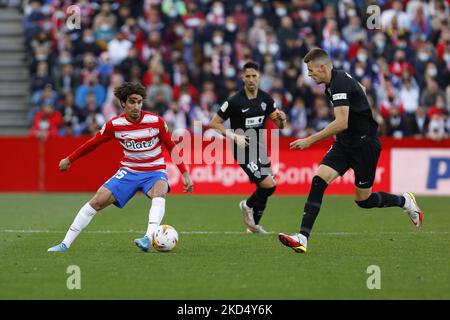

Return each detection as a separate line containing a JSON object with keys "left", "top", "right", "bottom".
{"left": 278, "top": 175, "right": 328, "bottom": 253}
{"left": 355, "top": 191, "right": 423, "bottom": 228}
{"left": 47, "top": 202, "right": 97, "bottom": 252}
{"left": 278, "top": 233, "right": 308, "bottom": 253}
{"left": 242, "top": 186, "right": 276, "bottom": 234}
{"left": 135, "top": 197, "right": 166, "bottom": 252}
{"left": 402, "top": 192, "right": 423, "bottom": 228}
{"left": 239, "top": 200, "right": 256, "bottom": 231}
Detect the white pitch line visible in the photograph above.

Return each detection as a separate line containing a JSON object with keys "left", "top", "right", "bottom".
{"left": 0, "top": 229, "right": 448, "bottom": 235}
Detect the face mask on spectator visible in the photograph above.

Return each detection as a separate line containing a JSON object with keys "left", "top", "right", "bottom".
{"left": 427, "top": 68, "right": 437, "bottom": 77}
{"left": 268, "top": 43, "right": 279, "bottom": 54}
{"left": 226, "top": 23, "right": 237, "bottom": 32}
{"left": 213, "top": 5, "right": 224, "bottom": 15}
{"left": 444, "top": 54, "right": 450, "bottom": 63}
{"left": 167, "top": 8, "right": 178, "bottom": 18}
{"left": 357, "top": 53, "right": 368, "bottom": 62}
{"left": 253, "top": 7, "right": 263, "bottom": 16}
{"left": 276, "top": 7, "right": 287, "bottom": 16}
{"left": 333, "top": 60, "right": 342, "bottom": 68}
{"left": 418, "top": 52, "right": 429, "bottom": 62}
{"left": 375, "top": 38, "right": 385, "bottom": 48}
{"left": 175, "top": 26, "right": 185, "bottom": 36}
{"left": 84, "top": 36, "right": 95, "bottom": 43}
{"left": 60, "top": 57, "right": 72, "bottom": 64}
{"left": 100, "top": 24, "right": 110, "bottom": 31}
{"left": 213, "top": 36, "right": 223, "bottom": 45}
{"left": 225, "top": 67, "right": 236, "bottom": 78}
{"left": 36, "top": 54, "right": 47, "bottom": 61}
{"left": 355, "top": 68, "right": 365, "bottom": 77}
{"left": 183, "top": 37, "right": 193, "bottom": 45}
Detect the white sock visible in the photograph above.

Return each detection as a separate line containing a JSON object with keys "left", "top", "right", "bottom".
{"left": 145, "top": 197, "right": 166, "bottom": 239}
{"left": 62, "top": 203, "right": 97, "bottom": 248}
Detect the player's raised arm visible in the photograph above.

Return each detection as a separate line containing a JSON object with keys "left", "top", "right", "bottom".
{"left": 290, "top": 106, "right": 348, "bottom": 150}
{"left": 269, "top": 109, "right": 287, "bottom": 129}
{"left": 209, "top": 113, "right": 249, "bottom": 148}
{"left": 59, "top": 123, "right": 113, "bottom": 171}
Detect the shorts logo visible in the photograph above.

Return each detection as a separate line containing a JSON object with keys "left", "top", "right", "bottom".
{"left": 245, "top": 116, "right": 264, "bottom": 128}
{"left": 332, "top": 93, "right": 347, "bottom": 101}
{"left": 261, "top": 102, "right": 266, "bottom": 111}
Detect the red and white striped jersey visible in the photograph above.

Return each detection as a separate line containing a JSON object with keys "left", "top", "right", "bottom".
{"left": 67, "top": 111, "right": 187, "bottom": 173}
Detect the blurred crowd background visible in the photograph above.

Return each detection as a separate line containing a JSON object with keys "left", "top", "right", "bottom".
{"left": 21, "top": 0, "right": 450, "bottom": 141}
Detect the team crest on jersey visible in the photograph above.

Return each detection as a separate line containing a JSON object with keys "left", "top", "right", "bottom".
{"left": 261, "top": 102, "right": 266, "bottom": 111}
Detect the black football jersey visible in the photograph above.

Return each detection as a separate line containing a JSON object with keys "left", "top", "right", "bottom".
{"left": 325, "top": 69, "right": 378, "bottom": 147}
{"left": 217, "top": 88, "right": 276, "bottom": 161}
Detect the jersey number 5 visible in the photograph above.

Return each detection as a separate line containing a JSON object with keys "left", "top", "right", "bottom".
{"left": 115, "top": 170, "right": 128, "bottom": 179}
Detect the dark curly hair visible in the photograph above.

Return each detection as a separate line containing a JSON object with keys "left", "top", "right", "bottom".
{"left": 113, "top": 82, "right": 147, "bottom": 105}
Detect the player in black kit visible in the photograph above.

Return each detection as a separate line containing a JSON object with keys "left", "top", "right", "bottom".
{"left": 209, "top": 61, "right": 287, "bottom": 234}
{"left": 278, "top": 48, "right": 423, "bottom": 253}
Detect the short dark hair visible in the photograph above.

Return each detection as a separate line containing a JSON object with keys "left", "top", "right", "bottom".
{"left": 242, "top": 61, "right": 259, "bottom": 72}
{"left": 304, "top": 48, "right": 331, "bottom": 65}
{"left": 114, "top": 82, "right": 147, "bottom": 103}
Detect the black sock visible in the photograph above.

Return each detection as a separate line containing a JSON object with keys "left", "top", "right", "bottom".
{"left": 300, "top": 176, "right": 328, "bottom": 238}
{"left": 246, "top": 186, "right": 276, "bottom": 225}
{"left": 355, "top": 192, "right": 405, "bottom": 209}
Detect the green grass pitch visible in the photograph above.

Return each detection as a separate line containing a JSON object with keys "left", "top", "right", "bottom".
{"left": 1, "top": 193, "right": 449, "bottom": 299}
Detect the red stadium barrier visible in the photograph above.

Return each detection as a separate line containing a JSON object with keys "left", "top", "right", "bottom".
{"left": 1, "top": 137, "right": 450, "bottom": 194}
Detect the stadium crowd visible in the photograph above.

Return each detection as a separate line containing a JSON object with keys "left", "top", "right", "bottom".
{"left": 23, "top": 0, "right": 450, "bottom": 141}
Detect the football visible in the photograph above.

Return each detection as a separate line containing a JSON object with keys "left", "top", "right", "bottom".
{"left": 152, "top": 225, "right": 179, "bottom": 252}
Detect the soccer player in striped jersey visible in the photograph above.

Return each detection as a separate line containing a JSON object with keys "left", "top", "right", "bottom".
{"left": 48, "top": 82, "right": 193, "bottom": 252}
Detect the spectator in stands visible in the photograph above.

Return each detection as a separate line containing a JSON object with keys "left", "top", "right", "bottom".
{"left": 93, "top": 2, "right": 117, "bottom": 45}
{"left": 420, "top": 79, "right": 446, "bottom": 109}
{"left": 31, "top": 61, "right": 52, "bottom": 92}
{"left": 289, "top": 97, "right": 309, "bottom": 138}
{"left": 82, "top": 109, "right": 105, "bottom": 136}
{"left": 75, "top": 75, "right": 106, "bottom": 110}
{"left": 380, "top": 87, "right": 404, "bottom": 119}
{"left": 58, "top": 92, "right": 83, "bottom": 137}
{"left": 408, "top": 106, "right": 429, "bottom": 138}
{"left": 147, "top": 73, "right": 173, "bottom": 104}
{"left": 54, "top": 63, "right": 78, "bottom": 95}
{"left": 427, "top": 111, "right": 448, "bottom": 141}
{"left": 386, "top": 107, "right": 408, "bottom": 139}
{"left": 342, "top": 15, "right": 367, "bottom": 44}
{"left": 75, "top": 28, "right": 102, "bottom": 57}
{"left": 21, "top": 0, "right": 448, "bottom": 142}
{"left": 29, "top": 104, "right": 63, "bottom": 141}
{"left": 107, "top": 30, "right": 132, "bottom": 66}
{"left": 399, "top": 73, "right": 420, "bottom": 117}
{"left": 310, "top": 98, "right": 331, "bottom": 133}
